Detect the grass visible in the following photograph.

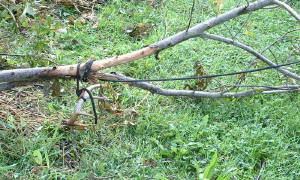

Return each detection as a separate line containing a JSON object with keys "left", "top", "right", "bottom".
{"left": 0, "top": 0, "right": 300, "bottom": 179}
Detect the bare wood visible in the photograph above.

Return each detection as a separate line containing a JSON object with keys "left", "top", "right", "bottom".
{"left": 0, "top": 47, "right": 157, "bottom": 83}
{"left": 67, "top": 84, "right": 104, "bottom": 126}
{"left": 0, "top": 0, "right": 274, "bottom": 84}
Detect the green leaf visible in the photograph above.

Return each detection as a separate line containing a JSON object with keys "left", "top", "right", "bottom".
{"left": 204, "top": 152, "right": 218, "bottom": 179}
{"left": 21, "top": 2, "right": 36, "bottom": 19}
{"left": 216, "top": 173, "right": 230, "bottom": 180}
{"left": 33, "top": 150, "right": 43, "bottom": 165}
{"left": 202, "top": 114, "right": 209, "bottom": 127}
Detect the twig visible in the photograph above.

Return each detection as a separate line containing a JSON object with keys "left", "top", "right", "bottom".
{"left": 66, "top": 84, "right": 105, "bottom": 126}
{"left": 228, "top": 28, "right": 300, "bottom": 92}
{"left": 0, "top": 53, "right": 34, "bottom": 57}
{"left": 186, "top": 0, "right": 196, "bottom": 32}
{"left": 263, "top": 0, "right": 288, "bottom": 9}
{"left": 272, "top": 0, "right": 300, "bottom": 23}
{"left": 221, "top": 84, "right": 299, "bottom": 90}
{"left": 163, "top": 18, "right": 168, "bottom": 39}
{"left": 256, "top": 160, "right": 266, "bottom": 180}
{"left": 72, "top": 1, "right": 82, "bottom": 14}
{"left": 197, "top": 0, "right": 205, "bottom": 23}
{"left": 96, "top": 73, "right": 300, "bottom": 98}
{"left": 236, "top": 0, "right": 243, "bottom": 7}
{"left": 0, "top": 2, "right": 20, "bottom": 30}
{"left": 233, "top": 12, "right": 252, "bottom": 39}
{"left": 160, "top": 0, "right": 168, "bottom": 39}
{"left": 200, "top": 33, "right": 300, "bottom": 81}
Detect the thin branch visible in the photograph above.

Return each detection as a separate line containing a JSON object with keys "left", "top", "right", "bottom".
{"left": 96, "top": 73, "right": 300, "bottom": 98}
{"left": 256, "top": 160, "right": 266, "bottom": 180}
{"left": 0, "top": 34, "right": 12, "bottom": 39}
{"left": 0, "top": 2, "right": 20, "bottom": 30}
{"left": 236, "top": 0, "right": 243, "bottom": 8}
{"left": 66, "top": 84, "right": 105, "bottom": 126}
{"left": 227, "top": 28, "right": 300, "bottom": 92}
{"left": 261, "top": 28, "right": 300, "bottom": 55}
{"left": 200, "top": 33, "right": 300, "bottom": 81}
{"left": 221, "top": 84, "right": 299, "bottom": 90}
{"left": 151, "top": 0, "right": 274, "bottom": 50}
{"left": 0, "top": 53, "right": 33, "bottom": 57}
{"left": 160, "top": 0, "right": 168, "bottom": 39}
{"left": 186, "top": 0, "right": 196, "bottom": 32}
{"left": 233, "top": 12, "right": 252, "bottom": 39}
{"left": 0, "top": 0, "right": 275, "bottom": 84}
{"left": 272, "top": 0, "right": 300, "bottom": 23}
{"left": 72, "top": 1, "right": 82, "bottom": 14}
{"left": 263, "top": 0, "right": 288, "bottom": 9}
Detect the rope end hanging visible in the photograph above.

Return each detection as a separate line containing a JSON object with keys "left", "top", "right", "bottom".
{"left": 76, "top": 60, "right": 98, "bottom": 124}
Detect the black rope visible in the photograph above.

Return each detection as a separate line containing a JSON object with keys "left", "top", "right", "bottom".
{"left": 74, "top": 59, "right": 299, "bottom": 124}
{"left": 99, "top": 60, "right": 300, "bottom": 82}
{"left": 76, "top": 60, "right": 98, "bottom": 124}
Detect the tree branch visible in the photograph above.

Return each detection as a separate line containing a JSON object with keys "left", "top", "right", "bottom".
{"left": 199, "top": 33, "right": 300, "bottom": 81}
{"left": 272, "top": 0, "right": 300, "bottom": 23}
{"left": 97, "top": 73, "right": 300, "bottom": 98}
{"left": 65, "top": 84, "right": 104, "bottom": 126}
{"left": 0, "top": 0, "right": 275, "bottom": 84}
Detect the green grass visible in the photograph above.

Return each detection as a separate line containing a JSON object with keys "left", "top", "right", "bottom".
{"left": 0, "top": 0, "right": 300, "bottom": 179}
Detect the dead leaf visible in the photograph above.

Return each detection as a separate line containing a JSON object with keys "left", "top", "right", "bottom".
{"left": 123, "top": 120, "right": 136, "bottom": 126}
{"left": 126, "top": 23, "right": 155, "bottom": 40}
{"left": 51, "top": 79, "right": 61, "bottom": 96}
{"left": 217, "top": 0, "right": 223, "bottom": 13}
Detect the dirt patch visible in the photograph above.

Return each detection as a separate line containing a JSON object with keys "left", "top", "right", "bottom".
{"left": 0, "top": 86, "right": 59, "bottom": 130}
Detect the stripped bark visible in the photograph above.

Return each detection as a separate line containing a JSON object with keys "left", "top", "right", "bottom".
{"left": 66, "top": 84, "right": 104, "bottom": 126}
{"left": 0, "top": 0, "right": 276, "bottom": 83}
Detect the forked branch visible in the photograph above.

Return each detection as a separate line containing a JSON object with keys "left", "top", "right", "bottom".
{"left": 272, "top": 0, "right": 300, "bottom": 23}
{"left": 0, "top": 0, "right": 275, "bottom": 83}
{"left": 199, "top": 33, "right": 300, "bottom": 80}
{"left": 97, "top": 73, "right": 300, "bottom": 98}
{"left": 67, "top": 72, "right": 299, "bottom": 126}
{"left": 65, "top": 84, "right": 104, "bottom": 126}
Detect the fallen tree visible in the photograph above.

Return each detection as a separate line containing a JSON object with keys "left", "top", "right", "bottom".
{"left": 0, "top": 0, "right": 299, "bottom": 126}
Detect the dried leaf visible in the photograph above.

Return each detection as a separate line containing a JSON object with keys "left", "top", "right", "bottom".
{"left": 238, "top": 73, "right": 246, "bottom": 81}
{"left": 126, "top": 23, "right": 155, "bottom": 40}
{"left": 217, "top": 0, "right": 223, "bottom": 13}
{"left": 57, "top": 28, "right": 68, "bottom": 33}
{"left": 185, "top": 61, "right": 211, "bottom": 91}
{"left": 51, "top": 79, "right": 61, "bottom": 96}
{"left": 33, "top": 150, "right": 43, "bottom": 165}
